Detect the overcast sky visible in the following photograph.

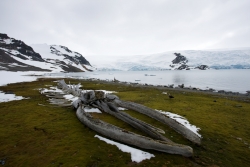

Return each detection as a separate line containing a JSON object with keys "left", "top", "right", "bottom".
{"left": 1, "top": 0, "right": 250, "bottom": 57}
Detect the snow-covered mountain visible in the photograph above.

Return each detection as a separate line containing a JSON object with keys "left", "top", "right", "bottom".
{"left": 31, "top": 44, "right": 93, "bottom": 72}
{"left": 1, "top": 33, "right": 250, "bottom": 72}
{"left": 0, "top": 33, "right": 93, "bottom": 72}
{"left": 93, "top": 48, "right": 250, "bottom": 71}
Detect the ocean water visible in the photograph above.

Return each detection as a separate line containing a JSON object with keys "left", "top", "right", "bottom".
{"left": 47, "top": 69, "right": 250, "bottom": 93}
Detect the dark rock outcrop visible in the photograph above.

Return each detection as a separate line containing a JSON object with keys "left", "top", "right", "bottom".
{"left": 0, "top": 33, "right": 44, "bottom": 62}
{"left": 169, "top": 52, "right": 209, "bottom": 70}
{"left": 177, "top": 64, "right": 190, "bottom": 70}
{"left": 0, "top": 34, "right": 9, "bottom": 39}
{"left": 170, "top": 53, "right": 190, "bottom": 70}
{"left": 195, "top": 65, "right": 209, "bottom": 70}
{"left": 172, "top": 53, "right": 188, "bottom": 64}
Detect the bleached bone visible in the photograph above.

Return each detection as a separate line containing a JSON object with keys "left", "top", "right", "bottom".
{"left": 114, "top": 99, "right": 201, "bottom": 145}
{"left": 76, "top": 105, "right": 193, "bottom": 157}
{"left": 40, "top": 79, "right": 203, "bottom": 157}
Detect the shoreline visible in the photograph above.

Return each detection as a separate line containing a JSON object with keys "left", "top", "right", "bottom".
{"left": 0, "top": 70, "right": 249, "bottom": 102}
{"left": 43, "top": 69, "right": 250, "bottom": 94}
{"left": 78, "top": 78, "right": 250, "bottom": 101}
{"left": 1, "top": 70, "right": 249, "bottom": 97}
{"left": 43, "top": 70, "right": 250, "bottom": 96}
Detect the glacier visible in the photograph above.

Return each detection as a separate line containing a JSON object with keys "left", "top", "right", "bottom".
{"left": 90, "top": 48, "right": 250, "bottom": 71}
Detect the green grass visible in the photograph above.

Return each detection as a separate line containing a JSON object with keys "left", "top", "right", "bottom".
{"left": 0, "top": 78, "right": 250, "bottom": 167}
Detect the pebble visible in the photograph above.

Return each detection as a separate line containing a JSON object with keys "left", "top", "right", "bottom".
{"left": 236, "top": 137, "right": 242, "bottom": 141}
{"left": 0, "top": 159, "right": 5, "bottom": 165}
{"left": 235, "top": 104, "right": 242, "bottom": 107}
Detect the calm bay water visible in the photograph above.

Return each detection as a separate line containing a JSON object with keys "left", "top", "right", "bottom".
{"left": 48, "top": 69, "right": 250, "bottom": 93}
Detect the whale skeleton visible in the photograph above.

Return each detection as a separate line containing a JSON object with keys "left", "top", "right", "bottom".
{"left": 41, "top": 79, "right": 201, "bottom": 157}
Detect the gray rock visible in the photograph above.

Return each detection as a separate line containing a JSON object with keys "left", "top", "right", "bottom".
{"left": 225, "top": 91, "right": 232, "bottom": 94}
{"left": 5, "top": 91, "right": 14, "bottom": 94}
{"left": 235, "top": 104, "right": 242, "bottom": 107}
{"left": 195, "top": 65, "right": 209, "bottom": 70}
{"left": 176, "top": 64, "right": 189, "bottom": 70}
{"left": 178, "top": 84, "right": 184, "bottom": 88}
{"left": 208, "top": 88, "right": 215, "bottom": 92}
{"left": 218, "top": 90, "right": 225, "bottom": 93}
{"left": 0, "top": 159, "right": 5, "bottom": 165}
{"left": 168, "top": 84, "right": 174, "bottom": 88}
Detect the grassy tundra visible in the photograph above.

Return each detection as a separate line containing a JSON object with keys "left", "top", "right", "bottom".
{"left": 0, "top": 78, "right": 250, "bottom": 167}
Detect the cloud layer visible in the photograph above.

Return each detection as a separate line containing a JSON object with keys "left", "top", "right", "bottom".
{"left": 1, "top": 0, "right": 250, "bottom": 56}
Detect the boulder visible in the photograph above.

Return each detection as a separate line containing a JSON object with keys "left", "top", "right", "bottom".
{"left": 195, "top": 65, "right": 209, "bottom": 70}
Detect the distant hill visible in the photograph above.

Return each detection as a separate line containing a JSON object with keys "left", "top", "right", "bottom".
{"left": 0, "top": 33, "right": 93, "bottom": 72}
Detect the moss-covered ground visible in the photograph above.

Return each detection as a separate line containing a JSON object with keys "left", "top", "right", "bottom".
{"left": 0, "top": 78, "right": 250, "bottom": 167}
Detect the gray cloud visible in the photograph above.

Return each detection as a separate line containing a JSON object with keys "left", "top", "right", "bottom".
{"left": 1, "top": 0, "right": 250, "bottom": 57}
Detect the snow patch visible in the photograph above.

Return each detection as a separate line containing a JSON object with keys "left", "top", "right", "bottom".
{"left": 8, "top": 63, "right": 28, "bottom": 67}
{"left": 0, "top": 91, "right": 29, "bottom": 103}
{"left": 95, "top": 135, "right": 154, "bottom": 163}
{"left": 118, "top": 107, "right": 127, "bottom": 110}
{"left": 40, "top": 87, "right": 64, "bottom": 94}
{"left": 63, "top": 94, "right": 79, "bottom": 102}
{"left": 3, "top": 39, "right": 14, "bottom": 44}
{"left": 0, "top": 66, "right": 8, "bottom": 70}
{"left": 84, "top": 107, "right": 102, "bottom": 113}
{"left": 96, "top": 90, "right": 117, "bottom": 94}
{"left": 0, "top": 71, "right": 45, "bottom": 86}
{"left": 155, "top": 109, "right": 202, "bottom": 138}
{"left": 10, "top": 54, "right": 64, "bottom": 72}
